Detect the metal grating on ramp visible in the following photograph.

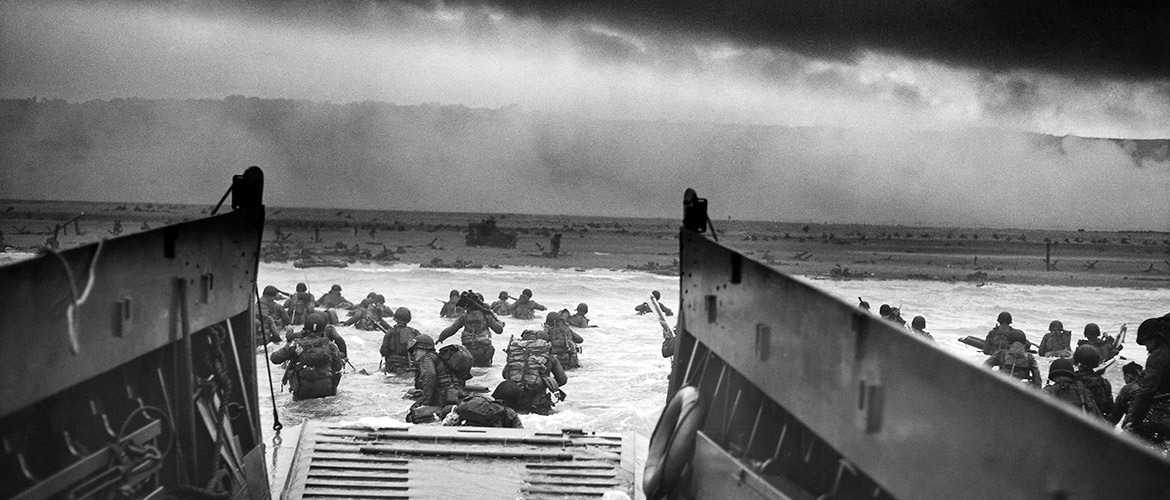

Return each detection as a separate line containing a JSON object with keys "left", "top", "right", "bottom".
{"left": 282, "top": 421, "right": 634, "bottom": 499}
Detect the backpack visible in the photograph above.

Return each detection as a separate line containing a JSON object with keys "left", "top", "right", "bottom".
{"left": 459, "top": 311, "right": 491, "bottom": 345}
{"left": 1077, "top": 372, "right": 1112, "bottom": 414}
{"left": 986, "top": 326, "right": 1011, "bottom": 353}
{"left": 1045, "top": 379, "right": 1101, "bottom": 416}
{"left": 438, "top": 344, "right": 474, "bottom": 381}
{"left": 456, "top": 396, "right": 506, "bottom": 426}
{"left": 1001, "top": 344, "right": 1031, "bottom": 377}
{"left": 296, "top": 336, "right": 334, "bottom": 368}
{"left": 504, "top": 339, "right": 551, "bottom": 389}
{"left": 545, "top": 326, "right": 579, "bottom": 368}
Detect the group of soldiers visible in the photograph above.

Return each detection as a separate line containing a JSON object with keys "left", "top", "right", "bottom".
{"left": 860, "top": 299, "right": 934, "bottom": 341}
{"left": 865, "top": 300, "right": 1170, "bottom": 448}
{"left": 863, "top": 294, "right": 1170, "bottom": 448}
{"left": 978, "top": 310, "right": 1170, "bottom": 447}
{"left": 258, "top": 283, "right": 598, "bottom": 429}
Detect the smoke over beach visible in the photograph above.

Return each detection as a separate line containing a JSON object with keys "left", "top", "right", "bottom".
{"left": 1, "top": 98, "right": 1168, "bottom": 230}
{"left": 1, "top": 1, "right": 1168, "bottom": 230}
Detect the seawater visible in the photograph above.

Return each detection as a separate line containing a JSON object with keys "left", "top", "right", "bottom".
{"left": 255, "top": 263, "right": 1167, "bottom": 489}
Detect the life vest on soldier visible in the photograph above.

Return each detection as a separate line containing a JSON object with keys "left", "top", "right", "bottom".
{"left": 460, "top": 310, "right": 492, "bottom": 345}
{"left": 1046, "top": 379, "right": 1101, "bottom": 416}
{"left": 384, "top": 325, "right": 417, "bottom": 358}
{"left": 438, "top": 344, "right": 475, "bottom": 381}
{"left": 504, "top": 339, "right": 552, "bottom": 390}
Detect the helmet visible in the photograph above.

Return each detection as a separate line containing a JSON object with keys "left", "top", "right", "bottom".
{"left": 296, "top": 282, "right": 308, "bottom": 293}
{"left": 997, "top": 311, "right": 1012, "bottom": 325}
{"left": 522, "top": 288, "right": 533, "bottom": 297}
{"left": 545, "top": 311, "right": 562, "bottom": 326}
{"left": 1073, "top": 344, "right": 1101, "bottom": 368}
{"left": 475, "top": 293, "right": 484, "bottom": 302}
{"left": 305, "top": 313, "right": 327, "bottom": 334}
{"left": 1136, "top": 316, "right": 1169, "bottom": 346}
{"left": 1049, "top": 320, "right": 1064, "bottom": 332}
{"left": 331, "top": 284, "right": 342, "bottom": 292}
{"left": 1083, "top": 323, "right": 1100, "bottom": 338}
{"left": 911, "top": 316, "right": 926, "bottom": 330}
{"left": 262, "top": 285, "right": 278, "bottom": 297}
{"left": 407, "top": 334, "right": 435, "bottom": 351}
{"left": 492, "top": 380, "right": 523, "bottom": 402}
{"left": 576, "top": 303, "right": 588, "bottom": 314}
{"left": 652, "top": 290, "right": 661, "bottom": 300}
{"left": 879, "top": 304, "right": 892, "bottom": 316}
{"left": 1048, "top": 358, "right": 1075, "bottom": 380}
{"left": 450, "top": 289, "right": 460, "bottom": 298}
{"left": 375, "top": 294, "right": 386, "bottom": 304}
{"left": 394, "top": 307, "right": 412, "bottom": 323}
{"left": 499, "top": 291, "right": 509, "bottom": 300}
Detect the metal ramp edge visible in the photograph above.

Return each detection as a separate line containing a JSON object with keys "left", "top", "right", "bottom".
{"left": 282, "top": 421, "right": 636, "bottom": 499}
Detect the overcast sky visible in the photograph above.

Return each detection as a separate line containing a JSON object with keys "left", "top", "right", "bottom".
{"left": 1, "top": 0, "right": 1168, "bottom": 229}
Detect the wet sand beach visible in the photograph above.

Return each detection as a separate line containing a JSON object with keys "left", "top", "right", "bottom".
{"left": 3, "top": 200, "right": 1167, "bottom": 289}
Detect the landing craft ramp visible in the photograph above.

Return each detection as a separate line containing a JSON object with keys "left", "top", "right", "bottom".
{"left": 282, "top": 422, "right": 636, "bottom": 499}
{"left": 661, "top": 191, "right": 1170, "bottom": 499}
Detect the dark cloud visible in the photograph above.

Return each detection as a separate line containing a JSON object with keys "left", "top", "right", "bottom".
{"left": 441, "top": 0, "right": 1170, "bottom": 79}
{"left": 48, "top": 0, "right": 1170, "bottom": 79}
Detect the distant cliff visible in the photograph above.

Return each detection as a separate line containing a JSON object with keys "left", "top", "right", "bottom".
{"left": 1, "top": 97, "right": 1166, "bottom": 229}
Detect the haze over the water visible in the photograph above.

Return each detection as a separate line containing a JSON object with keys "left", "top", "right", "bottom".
{"left": 1, "top": 0, "right": 1168, "bottom": 230}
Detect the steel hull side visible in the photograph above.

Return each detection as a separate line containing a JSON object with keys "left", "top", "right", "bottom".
{"left": 672, "top": 229, "right": 1170, "bottom": 500}
{"left": 1, "top": 208, "right": 265, "bottom": 418}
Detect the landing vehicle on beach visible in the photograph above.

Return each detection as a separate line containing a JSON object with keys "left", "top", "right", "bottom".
{"left": 465, "top": 217, "right": 518, "bottom": 249}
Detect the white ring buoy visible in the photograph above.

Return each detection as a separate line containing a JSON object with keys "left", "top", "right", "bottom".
{"left": 644, "top": 386, "right": 706, "bottom": 499}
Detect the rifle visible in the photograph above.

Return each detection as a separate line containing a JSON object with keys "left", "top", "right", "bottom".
{"left": 649, "top": 295, "right": 674, "bottom": 339}
{"left": 1094, "top": 356, "right": 1122, "bottom": 376}
{"left": 456, "top": 290, "right": 505, "bottom": 323}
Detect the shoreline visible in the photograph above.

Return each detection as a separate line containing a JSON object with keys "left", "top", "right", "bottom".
{"left": 2, "top": 200, "right": 1167, "bottom": 290}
